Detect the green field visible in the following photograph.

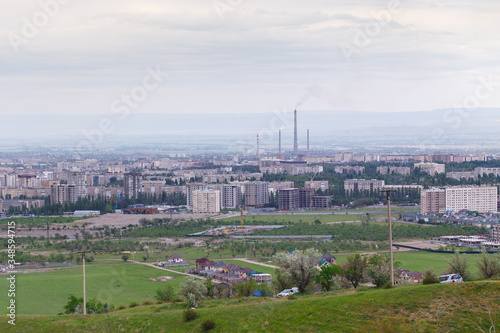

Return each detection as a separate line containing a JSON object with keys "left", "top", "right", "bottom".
{"left": 3, "top": 282, "right": 499, "bottom": 332}
{"left": 219, "top": 213, "right": 384, "bottom": 225}
{"left": 0, "top": 263, "right": 188, "bottom": 315}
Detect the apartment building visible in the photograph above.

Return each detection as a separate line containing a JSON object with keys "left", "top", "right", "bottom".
{"left": 192, "top": 190, "right": 220, "bottom": 214}
{"left": 421, "top": 186, "right": 498, "bottom": 214}
{"left": 244, "top": 181, "right": 269, "bottom": 208}
{"left": 222, "top": 184, "right": 242, "bottom": 209}
{"left": 493, "top": 224, "right": 500, "bottom": 242}
{"left": 278, "top": 188, "right": 299, "bottom": 210}
{"left": 344, "top": 179, "right": 385, "bottom": 194}
{"left": 377, "top": 166, "right": 411, "bottom": 175}
{"left": 414, "top": 163, "right": 445, "bottom": 176}
{"left": 50, "top": 184, "right": 77, "bottom": 204}
{"left": 124, "top": 172, "right": 142, "bottom": 199}
{"left": 304, "top": 181, "right": 329, "bottom": 192}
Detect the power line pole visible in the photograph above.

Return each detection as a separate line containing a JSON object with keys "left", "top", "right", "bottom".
{"left": 77, "top": 251, "right": 87, "bottom": 315}
{"left": 380, "top": 188, "right": 396, "bottom": 286}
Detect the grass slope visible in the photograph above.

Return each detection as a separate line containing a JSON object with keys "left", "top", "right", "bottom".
{"left": 3, "top": 282, "right": 499, "bottom": 332}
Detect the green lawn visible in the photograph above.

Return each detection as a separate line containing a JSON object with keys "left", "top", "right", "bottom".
{"left": 0, "top": 263, "right": 187, "bottom": 315}
{"left": 218, "top": 213, "right": 381, "bottom": 225}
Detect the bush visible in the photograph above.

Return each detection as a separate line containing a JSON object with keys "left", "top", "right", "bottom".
{"left": 422, "top": 271, "right": 440, "bottom": 285}
{"left": 201, "top": 319, "right": 216, "bottom": 331}
{"left": 117, "top": 305, "right": 126, "bottom": 310}
{"left": 476, "top": 250, "right": 500, "bottom": 279}
{"left": 155, "top": 285, "right": 175, "bottom": 302}
{"left": 129, "top": 302, "right": 139, "bottom": 308}
{"left": 183, "top": 309, "right": 199, "bottom": 322}
{"left": 383, "top": 281, "right": 394, "bottom": 289}
{"left": 287, "top": 293, "right": 297, "bottom": 300}
{"left": 445, "top": 251, "right": 471, "bottom": 281}
{"left": 142, "top": 300, "right": 154, "bottom": 306}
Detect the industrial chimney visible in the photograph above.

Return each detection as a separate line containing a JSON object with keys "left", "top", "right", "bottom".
{"left": 293, "top": 109, "right": 298, "bottom": 155}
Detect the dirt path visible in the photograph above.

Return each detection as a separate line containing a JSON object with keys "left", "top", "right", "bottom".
{"left": 230, "top": 258, "right": 279, "bottom": 269}
{"left": 129, "top": 260, "right": 212, "bottom": 281}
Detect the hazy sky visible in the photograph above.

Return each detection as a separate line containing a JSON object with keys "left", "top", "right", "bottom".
{"left": 1, "top": 0, "right": 500, "bottom": 116}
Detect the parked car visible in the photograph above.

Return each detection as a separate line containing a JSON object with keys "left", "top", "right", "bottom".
{"left": 277, "top": 287, "right": 299, "bottom": 297}
{"left": 438, "top": 274, "right": 463, "bottom": 283}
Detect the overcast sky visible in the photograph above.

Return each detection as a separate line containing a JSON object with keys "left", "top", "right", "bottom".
{"left": 1, "top": 0, "right": 500, "bottom": 116}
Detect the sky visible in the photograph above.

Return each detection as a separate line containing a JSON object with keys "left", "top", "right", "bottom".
{"left": 1, "top": 0, "right": 500, "bottom": 117}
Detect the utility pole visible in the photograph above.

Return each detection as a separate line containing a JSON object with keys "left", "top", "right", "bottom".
{"left": 380, "top": 188, "right": 396, "bottom": 286}
{"left": 78, "top": 251, "right": 87, "bottom": 315}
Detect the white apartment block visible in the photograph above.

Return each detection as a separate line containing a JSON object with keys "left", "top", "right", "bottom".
{"left": 414, "top": 163, "right": 445, "bottom": 176}
{"left": 344, "top": 179, "right": 385, "bottom": 193}
{"left": 304, "top": 181, "right": 329, "bottom": 192}
{"left": 445, "top": 186, "right": 497, "bottom": 213}
{"left": 192, "top": 190, "right": 220, "bottom": 214}
{"left": 421, "top": 186, "right": 498, "bottom": 214}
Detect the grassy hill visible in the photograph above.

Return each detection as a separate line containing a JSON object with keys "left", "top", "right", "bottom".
{"left": 3, "top": 282, "right": 499, "bottom": 332}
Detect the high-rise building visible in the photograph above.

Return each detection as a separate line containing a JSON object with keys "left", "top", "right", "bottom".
{"left": 421, "top": 186, "right": 498, "bottom": 214}
{"left": 124, "top": 172, "right": 141, "bottom": 199}
{"left": 278, "top": 188, "right": 299, "bottom": 210}
{"left": 68, "top": 172, "right": 87, "bottom": 198}
{"left": 192, "top": 190, "right": 220, "bottom": 214}
{"left": 222, "top": 184, "right": 242, "bottom": 209}
{"left": 50, "top": 184, "right": 77, "bottom": 204}
{"left": 186, "top": 183, "right": 208, "bottom": 209}
{"left": 245, "top": 181, "right": 269, "bottom": 208}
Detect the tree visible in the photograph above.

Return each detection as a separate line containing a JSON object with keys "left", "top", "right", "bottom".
{"left": 445, "top": 251, "right": 471, "bottom": 281}
{"left": 343, "top": 254, "right": 368, "bottom": 288}
{"left": 122, "top": 255, "right": 129, "bottom": 262}
{"left": 235, "top": 279, "right": 257, "bottom": 297}
{"left": 64, "top": 294, "right": 112, "bottom": 314}
{"left": 155, "top": 285, "right": 175, "bottom": 302}
{"left": 273, "top": 249, "right": 321, "bottom": 293}
{"left": 179, "top": 277, "right": 207, "bottom": 308}
{"left": 315, "top": 264, "right": 343, "bottom": 291}
{"left": 476, "top": 250, "right": 500, "bottom": 279}
{"left": 367, "top": 254, "right": 393, "bottom": 288}
{"left": 205, "top": 278, "right": 215, "bottom": 298}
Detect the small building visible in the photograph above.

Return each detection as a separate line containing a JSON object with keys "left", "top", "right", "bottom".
{"left": 320, "top": 254, "right": 336, "bottom": 264}
{"left": 250, "top": 273, "right": 272, "bottom": 284}
{"left": 168, "top": 254, "right": 183, "bottom": 263}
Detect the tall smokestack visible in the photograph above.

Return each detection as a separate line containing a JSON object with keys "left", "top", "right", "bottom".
{"left": 257, "top": 134, "right": 260, "bottom": 158}
{"left": 279, "top": 130, "right": 282, "bottom": 155}
{"left": 307, "top": 129, "right": 309, "bottom": 156}
{"left": 293, "top": 109, "right": 298, "bottom": 154}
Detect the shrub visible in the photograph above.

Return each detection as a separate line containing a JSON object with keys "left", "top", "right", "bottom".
{"left": 383, "top": 281, "right": 394, "bottom": 289}
{"left": 476, "top": 250, "right": 500, "bottom": 279}
{"left": 287, "top": 293, "right": 297, "bottom": 300}
{"left": 445, "top": 251, "right": 471, "bottom": 281}
{"left": 201, "top": 319, "right": 216, "bottom": 331}
{"left": 129, "top": 302, "right": 139, "bottom": 308}
{"left": 183, "top": 309, "right": 199, "bottom": 322}
{"left": 155, "top": 285, "right": 175, "bottom": 302}
{"left": 117, "top": 305, "right": 126, "bottom": 310}
{"left": 422, "top": 271, "right": 440, "bottom": 285}
{"left": 142, "top": 300, "right": 154, "bottom": 306}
